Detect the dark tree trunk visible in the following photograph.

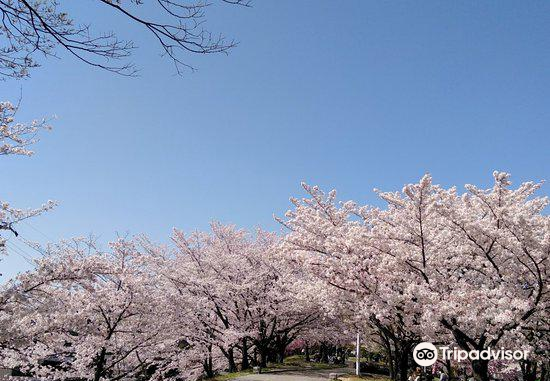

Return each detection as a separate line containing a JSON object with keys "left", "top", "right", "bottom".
{"left": 259, "top": 347, "right": 268, "bottom": 368}
{"left": 93, "top": 348, "right": 107, "bottom": 381}
{"left": 305, "top": 342, "right": 310, "bottom": 362}
{"left": 226, "top": 347, "right": 237, "bottom": 373}
{"left": 382, "top": 337, "right": 412, "bottom": 381}
{"left": 397, "top": 345, "right": 410, "bottom": 381}
{"left": 277, "top": 345, "right": 285, "bottom": 364}
{"left": 241, "top": 338, "right": 250, "bottom": 370}
{"left": 373, "top": 318, "right": 414, "bottom": 381}
{"left": 471, "top": 359, "right": 489, "bottom": 381}
{"left": 203, "top": 346, "right": 214, "bottom": 378}
{"left": 443, "top": 323, "right": 489, "bottom": 381}
{"left": 445, "top": 359, "right": 453, "bottom": 380}
{"left": 541, "top": 363, "right": 548, "bottom": 381}
{"left": 270, "top": 350, "right": 278, "bottom": 363}
{"left": 521, "top": 360, "right": 538, "bottom": 381}
{"left": 387, "top": 347, "right": 395, "bottom": 381}
{"left": 320, "top": 342, "right": 329, "bottom": 363}
{"left": 252, "top": 347, "right": 258, "bottom": 366}
{"left": 275, "top": 336, "right": 288, "bottom": 364}
{"left": 219, "top": 346, "right": 238, "bottom": 373}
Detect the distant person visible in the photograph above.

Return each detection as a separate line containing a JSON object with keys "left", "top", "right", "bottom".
{"left": 410, "top": 368, "right": 421, "bottom": 381}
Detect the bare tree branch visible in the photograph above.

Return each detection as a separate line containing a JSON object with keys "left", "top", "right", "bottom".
{"left": 0, "top": 0, "right": 249, "bottom": 78}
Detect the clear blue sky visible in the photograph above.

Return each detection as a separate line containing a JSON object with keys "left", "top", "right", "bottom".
{"left": 2, "top": 1, "right": 549, "bottom": 279}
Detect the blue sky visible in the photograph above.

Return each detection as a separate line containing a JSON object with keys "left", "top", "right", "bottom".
{"left": 2, "top": 0, "right": 549, "bottom": 279}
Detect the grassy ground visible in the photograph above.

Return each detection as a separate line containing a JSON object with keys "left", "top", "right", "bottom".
{"left": 340, "top": 375, "right": 391, "bottom": 381}
{"left": 210, "top": 369, "right": 253, "bottom": 381}
{"left": 348, "top": 357, "right": 369, "bottom": 362}
{"left": 210, "top": 355, "right": 344, "bottom": 380}
{"left": 277, "top": 355, "right": 342, "bottom": 370}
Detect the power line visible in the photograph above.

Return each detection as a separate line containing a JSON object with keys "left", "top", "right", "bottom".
{"left": 7, "top": 239, "right": 35, "bottom": 260}
{"left": 5, "top": 241, "right": 35, "bottom": 266}
{"left": 17, "top": 236, "right": 47, "bottom": 256}
{"left": 22, "top": 220, "right": 54, "bottom": 242}
{"left": 18, "top": 221, "right": 56, "bottom": 256}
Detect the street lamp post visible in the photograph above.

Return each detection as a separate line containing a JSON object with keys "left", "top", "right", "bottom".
{"left": 356, "top": 332, "right": 360, "bottom": 376}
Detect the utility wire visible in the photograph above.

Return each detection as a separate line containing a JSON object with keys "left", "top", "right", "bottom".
{"left": 22, "top": 220, "right": 54, "bottom": 242}
{"left": 8, "top": 239, "right": 35, "bottom": 260}
{"left": 17, "top": 236, "right": 47, "bottom": 256}
{"left": 5, "top": 241, "right": 35, "bottom": 266}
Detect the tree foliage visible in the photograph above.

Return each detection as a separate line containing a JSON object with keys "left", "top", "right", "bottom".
{"left": 0, "top": 101, "right": 54, "bottom": 255}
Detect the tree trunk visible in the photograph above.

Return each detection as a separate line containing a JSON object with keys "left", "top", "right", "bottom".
{"left": 276, "top": 337, "right": 287, "bottom": 364}
{"left": 521, "top": 360, "right": 538, "bottom": 381}
{"left": 373, "top": 320, "right": 412, "bottom": 381}
{"left": 541, "top": 362, "right": 548, "bottom": 381}
{"left": 445, "top": 359, "right": 452, "bottom": 379}
{"left": 443, "top": 325, "right": 492, "bottom": 381}
{"left": 277, "top": 346, "right": 285, "bottom": 364}
{"left": 259, "top": 347, "right": 268, "bottom": 368}
{"left": 203, "top": 345, "right": 214, "bottom": 378}
{"left": 305, "top": 342, "right": 310, "bottom": 362}
{"left": 241, "top": 338, "right": 250, "bottom": 370}
{"left": 227, "top": 347, "right": 237, "bottom": 373}
{"left": 471, "top": 359, "right": 489, "bottom": 381}
{"left": 387, "top": 348, "right": 395, "bottom": 381}
{"left": 397, "top": 346, "right": 409, "bottom": 381}
{"left": 320, "top": 342, "right": 329, "bottom": 363}
{"left": 93, "top": 347, "right": 107, "bottom": 381}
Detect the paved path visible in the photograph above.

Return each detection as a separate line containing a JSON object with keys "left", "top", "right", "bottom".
{"left": 232, "top": 367, "right": 353, "bottom": 381}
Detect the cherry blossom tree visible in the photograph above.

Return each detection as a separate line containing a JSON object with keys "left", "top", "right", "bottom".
{"left": 293, "top": 310, "right": 356, "bottom": 364}
{"left": 146, "top": 222, "right": 319, "bottom": 374}
{"left": 141, "top": 228, "right": 240, "bottom": 377}
{"left": 280, "top": 172, "right": 549, "bottom": 381}
{"left": 2, "top": 224, "right": 323, "bottom": 381}
{"left": 278, "top": 183, "right": 422, "bottom": 381}
{"left": 368, "top": 172, "right": 548, "bottom": 381}
{"left": 4, "top": 170, "right": 545, "bottom": 381}
{"left": 0, "top": 100, "right": 51, "bottom": 156}
{"left": 0, "top": 238, "right": 195, "bottom": 381}
{"left": 1, "top": 101, "right": 54, "bottom": 256}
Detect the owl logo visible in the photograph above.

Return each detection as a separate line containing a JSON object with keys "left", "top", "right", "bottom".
{"left": 413, "top": 342, "right": 438, "bottom": 366}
